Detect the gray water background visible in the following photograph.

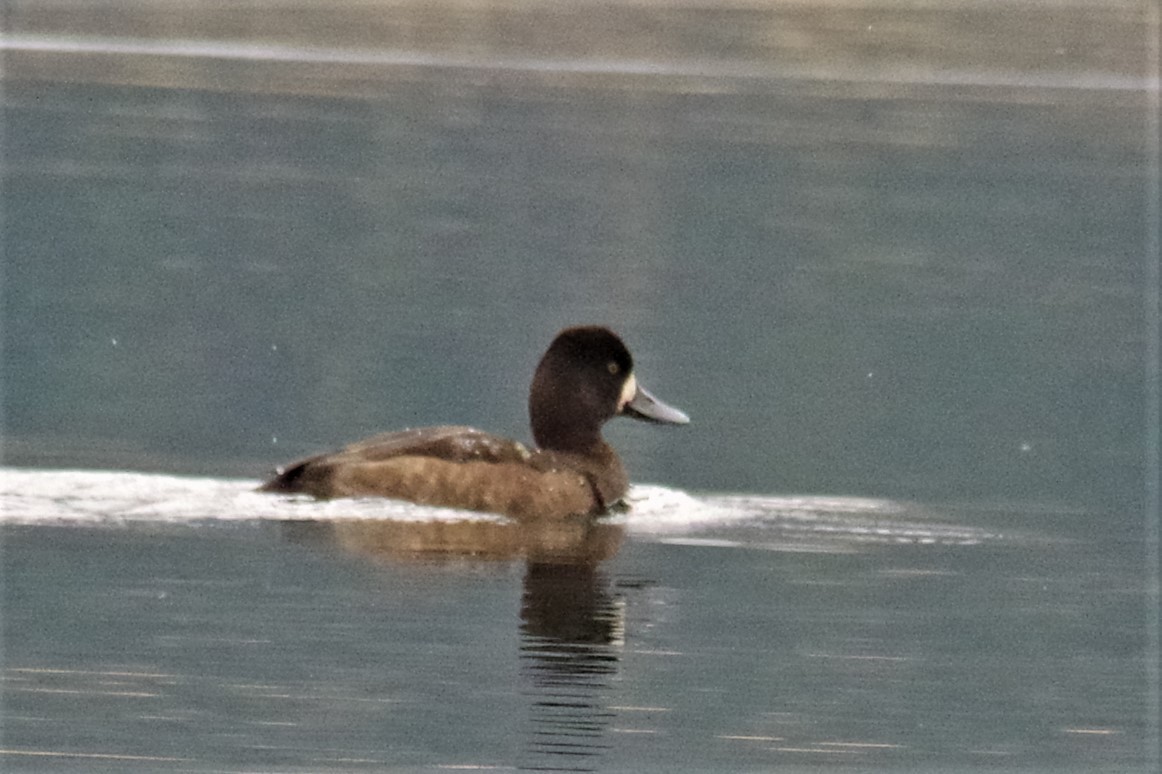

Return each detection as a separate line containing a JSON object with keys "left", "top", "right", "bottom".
{"left": 1, "top": 1, "right": 1158, "bottom": 771}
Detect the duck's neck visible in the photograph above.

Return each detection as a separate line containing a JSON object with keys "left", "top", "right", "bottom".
{"left": 528, "top": 377, "right": 609, "bottom": 454}
{"left": 531, "top": 421, "right": 605, "bottom": 456}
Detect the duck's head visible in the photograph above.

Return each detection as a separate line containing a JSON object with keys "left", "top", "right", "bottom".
{"left": 528, "top": 326, "right": 689, "bottom": 452}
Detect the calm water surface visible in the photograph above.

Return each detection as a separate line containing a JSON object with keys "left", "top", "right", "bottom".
{"left": 1, "top": 1, "right": 1157, "bottom": 771}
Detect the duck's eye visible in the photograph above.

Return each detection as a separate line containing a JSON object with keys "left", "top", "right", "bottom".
{"left": 607, "top": 361, "right": 620, "bottom": 375}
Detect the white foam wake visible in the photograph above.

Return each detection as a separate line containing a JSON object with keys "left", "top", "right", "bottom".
{"left": 0, "top": 468, "right": 1002, "bottom": 548}
{"left": 0, "top": 467, "right": 500, "bottom": 526}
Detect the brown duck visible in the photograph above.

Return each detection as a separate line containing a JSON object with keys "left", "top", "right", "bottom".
{"left": 259, "top": 326, "right": 688, "bottom": 520}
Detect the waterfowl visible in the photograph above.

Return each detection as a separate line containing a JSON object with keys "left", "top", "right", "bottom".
{"left": 259, "top": 326, "right": 688, "bottom": 520}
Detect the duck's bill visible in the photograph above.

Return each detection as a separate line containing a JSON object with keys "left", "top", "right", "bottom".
{"left": 622, "top": 382, "right": 690, "bottom": 425}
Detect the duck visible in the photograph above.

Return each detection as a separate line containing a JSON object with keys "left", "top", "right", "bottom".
{"left": 259, "top": 326, "right": 689, "bottom": 521}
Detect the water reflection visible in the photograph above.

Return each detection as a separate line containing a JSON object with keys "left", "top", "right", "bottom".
{"left": 280, "top": 518, "right": 627, "bottom": 771}
{"left": 280, "top": 515, "right": 625, "bottom": 564}
{"left": 519, "top": 563, "right": 622, "bottom": 772}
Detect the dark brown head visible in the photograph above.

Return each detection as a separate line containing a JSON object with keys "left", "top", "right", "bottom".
{"left": 528, "top": 326, "right": 689, "bottom": 453}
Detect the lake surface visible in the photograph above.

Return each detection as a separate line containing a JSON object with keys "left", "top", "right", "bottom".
{"left": 0, "top": 469, "right": 1149, "bottom": 772}
{"left": 1, "top": 1, "right": 1158, "bottom": 771}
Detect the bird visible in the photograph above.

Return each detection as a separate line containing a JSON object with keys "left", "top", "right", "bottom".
{"left": 258, "top": 325, "right": 688, "bottom": 521}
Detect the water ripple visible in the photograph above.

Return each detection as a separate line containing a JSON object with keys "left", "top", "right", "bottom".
{"left": 2, "top": 33, "right": 1156, "bottom": 93}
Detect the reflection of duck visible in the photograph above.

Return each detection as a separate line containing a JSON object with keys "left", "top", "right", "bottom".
{"left": 283, "top": 515, "right": 626, "bottom": 564}
{"left": 261, "top": 326, "right": 688, "bottom": 521}
{"left": 519, "top": 564, "right": 622, "bottom": 770}
{"left": 521, "top": 563, "right": 623, "bottom": 646}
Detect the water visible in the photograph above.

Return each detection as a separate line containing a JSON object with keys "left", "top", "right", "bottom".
{"left": 1, "top": 1, "right": 1157, "bottom": 771}
{"left": 0, "top": 469, "right": 1143, "bottom": 772}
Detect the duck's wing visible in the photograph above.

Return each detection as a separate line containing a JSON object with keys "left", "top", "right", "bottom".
{"left": 336, "top": 425, "right": 532, "bottom": 464}
{"left": 258, "top": 425, "right": 532, "bottom": 494}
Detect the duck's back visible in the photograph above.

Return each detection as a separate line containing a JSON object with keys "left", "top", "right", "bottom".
{"left": 259, "top": 425, "right": 606, "bottom": 520}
